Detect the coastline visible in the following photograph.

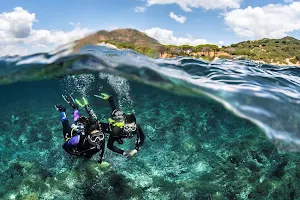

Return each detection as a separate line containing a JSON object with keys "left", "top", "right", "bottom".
{"left": 96, "top": 42, "right": 300, "bottom": 67}
{"left": 233, "top": 56, "right": 300, "bottom": 67}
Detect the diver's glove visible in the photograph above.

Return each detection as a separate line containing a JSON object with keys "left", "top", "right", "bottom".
{"left": 94, "top": 93, "right": 111, "bottom": 100}
{"left": 62, "top": 94, "right": 78, "bottom": 109}
{"left": 123, "top": 149, "right": 138, "bottom": 158}
{"left": 55, "top": 104, "right": 66, "bottom": 112}
{"left": 117, "top": 139, "right": 124, "bottom": 144}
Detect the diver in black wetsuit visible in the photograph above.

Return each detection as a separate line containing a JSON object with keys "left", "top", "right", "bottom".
{"left": 55, "top": 94, "right": 107, "bottom": 163}
{"left": 94, "top": 93, "right": 145, "bottom": 157}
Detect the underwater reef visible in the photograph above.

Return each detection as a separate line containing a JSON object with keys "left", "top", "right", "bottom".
{"left": 0, "top": 74, "right": 300, "bottom": 200}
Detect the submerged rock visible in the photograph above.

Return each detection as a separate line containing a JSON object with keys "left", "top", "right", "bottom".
{"left": 1, "top": 75, "right": 300, "bottom": 199}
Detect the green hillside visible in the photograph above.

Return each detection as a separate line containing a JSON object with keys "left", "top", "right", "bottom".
{"left": 222, "top": 37, "right": 300, "bottom": 64}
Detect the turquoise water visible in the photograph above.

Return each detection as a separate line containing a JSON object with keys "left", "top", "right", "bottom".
{"left": 1, "top": 45, "right": 300, "bottom": 199}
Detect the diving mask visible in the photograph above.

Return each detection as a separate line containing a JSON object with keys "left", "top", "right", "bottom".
{"left": 88, "top": 131, "right": 105, "bottom": 145}
{"left": 112, "top": 110, "right": 125, "bottom": 122}
{"left": 124, "top": 122, "right": 137, "bottom": 132}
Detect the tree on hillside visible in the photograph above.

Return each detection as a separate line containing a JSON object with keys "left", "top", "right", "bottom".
{"left": 158, "top": 46, "right": 166, "bottom": 57}
{"left": 181, "top": 45, "right": 193, "bottom": 54}
{"left": 202, "top": 47, "right": 211, "bottom": 57}
{"left": 136, "top": 46, "right": 147, "bottom": 54}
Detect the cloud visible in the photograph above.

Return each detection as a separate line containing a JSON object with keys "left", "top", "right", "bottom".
{"left": 0, "top": 7, "right": 93, "bottom": 56}
{"left": 224, "top": 2, "right": 300, "bottom": 39}
{"left": 70, "top": 21, "right": 81, "bottom": 28}
{"left": 1, "top": 45, "right": 30, "bottom": 56}
{"left": 0, "top": 7, "right": 36, "bottom": 38}
{"left": 146, "top": 0, "right": 241, "bottom": 11}
{"left": 26, "top": 28, "right": 92, "bottom": 45}
{"left": 217, "top": 41, "right": 225, "bottom": 47}
{"left": 144, "top": 27, "right": 207, "bottom": 46}
{"left": 135, "top": 6, "right": 146, "bottom": 12}
{"left": 169, "top": 12, "right": 186, "bottom": 23}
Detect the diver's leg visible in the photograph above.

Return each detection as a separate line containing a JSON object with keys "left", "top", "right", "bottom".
{"left": 84, "top": 105, "right": 98, "bottom": 122}
{"left": 108, "top": 96, "right": 117, "bottom": 112}
{"left": 94, "top": 93, "right": 117, "bottom": 111}
{"left": 73, "top": 109, "right": 80, "bottom": 123}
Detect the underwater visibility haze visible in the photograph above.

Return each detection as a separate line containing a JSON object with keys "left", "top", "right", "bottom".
{"left": 1, "top": 44, "right": 300, "bottom": 199}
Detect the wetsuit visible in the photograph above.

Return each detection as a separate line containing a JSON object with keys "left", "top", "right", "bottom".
{"left": 60, "top": 105, "right": 107, "bottom": 163}
{"left": 107, "top": 125, "right": 145, "bottom": 155}
{"left": 106, "top": 97, "right": 145, "bottom": 155}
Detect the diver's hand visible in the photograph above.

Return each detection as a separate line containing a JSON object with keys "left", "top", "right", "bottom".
{"left": 123, "top": 149, "right": 138, "bottom": 158}
{"left": 55, "top": 104, "right": 66, "bottom": 112}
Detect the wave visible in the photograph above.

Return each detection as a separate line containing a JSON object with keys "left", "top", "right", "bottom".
{"left": 1, "top": 44, "right": 300, "bottom": 151}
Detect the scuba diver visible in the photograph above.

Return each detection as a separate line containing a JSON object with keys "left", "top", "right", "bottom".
{"left": 94, "top": 93, "right": 145, "bottom": 158}
{"left": 55, "top": 94, "right": 106, "bottom": 164}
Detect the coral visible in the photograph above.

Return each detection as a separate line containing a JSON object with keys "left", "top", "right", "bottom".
{"left": 16, "top": 193, "right": 39, "bottom": 200}
{"left": 1, "top": 75, "right": 300, "bottom": 200}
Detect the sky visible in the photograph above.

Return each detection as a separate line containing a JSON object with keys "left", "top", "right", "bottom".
{"left": 1, "top": 0, "right": 300, "bottom": 56}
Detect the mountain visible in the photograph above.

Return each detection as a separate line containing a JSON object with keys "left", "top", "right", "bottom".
{"left": 73, "top": 28, "right": 164, "bottom": 57}
{"left": 73, "top": 28, "right": 300, "bottom": 65}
